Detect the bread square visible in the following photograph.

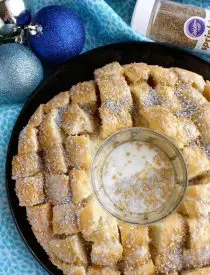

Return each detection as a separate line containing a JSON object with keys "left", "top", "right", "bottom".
{"left": 141, "top": 106, "right": 185, "bottom": 149}
{"left": 18, "top": 126, "right": 39, "bottom": 154}
{"left": 44, "top": 91, "right": 70, "bottom": 113}
{"left": 27, "top": 202, "right": 52, "bottom": 233}
{"left": 52, "top": 204, "right": 78, "bottom": 235}
{"left": 79, "top": 197, "right": 119, "bottom": 243}
{"left": 186, "top": 218, "right": 210, "bottom": 250}
{"left": 94, "top": 62, "right": 123, "bottom": 79}
{"left": 193, "top": 103, "right": 210, "bottom": 144}
{"left": 179, "top": 198, "right": 209, "bottom": 219}
{"left": 79, "top": 198, "right": 105, "bottom": 241}
{"left": 44, "top": 143, "right": 67, "bottom": 174}
{"left": 173, "top": 68, "right": 205, "bottom": 92}
{"left": 156, "top": 84, "right": 183, "bottom": 113}
{"left": 154, "top": 251, "right": 183, "bottom": 274}
{"left": 69, "top": 168, "right": 92, "bottom": 204}
{"left": 65, "top": 135, "right": 91, "bottom": 169}
{"left": 150, "top": 213, "right": 185, "bottom": 252}
{"left": 49, "top": 235, "right": 88, "bottom": 265}
{"left": 70, "top": 80, "right": 97, "bottom": 105}
{"left": 123, "top": 63, "right": 150, "bottom": 83}
{"left": 183, "top": 246, "right": 210, "bottom": 269}
{"left": 176, "top": 86, "right": 207, "bottom": 109}
{"left": 184, "top": 183, "right": 210, "bottom": 201}
{"left": 39, "top": 109, "right": 62, "bottom": 149}
{"left": 124, "top": 244, "right": 150, "bottom": 266}
{"left": 28, "top": 104, "right": 44, "bottom": 127}
{"left": 178, "top": 184, "right": 210, "bottom": 217}
{"left": 16, "top": 174, "right": 44, "bottom": 206}
{"left": 99, "top": 106, "right": 132, "bottom": 139}
{"left": 61, "top": 103, "right": 95, "bottom": 135}
{"left": 120, "top": 224, "right": 150, "bottom": 265}
{"left": 12, "top": 152, "right": 41, "bottom": 179}
{"left": 91, "top": 241, "right": 123, "bottom": 266}
{"left": 70, "top": 80, "right": 98, "bottom": 117}
{"left": 178, "top": 118, "right": 200, "bottom": 145}
{"left": 92, "top": 214, "right": 119, "bottom": 243}
{"left": 45, "top": 174, "right": 70, "bottom": 205}
{"left": 97, "top": 75, "right": 132, "bottom": 110}
{"left": 124, "top": 260, "right": 155, "bottom": 275}
{"left": 130, "top": 81, "right": 155, "bottom": 109}
{"left": 120, "top": 224, "right": 149, "bottom": 248}
{"left": 182, "top": 146, "right": 210, "bottom": 180}
{"left": 150, "top": 65, "right": 178, "bottom": 86}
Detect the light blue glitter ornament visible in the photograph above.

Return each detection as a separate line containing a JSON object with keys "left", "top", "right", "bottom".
{"left": 0, "top": 24, "right": 14, "bottom": 36}
{"left": 28, "top": 5, "right": 85, "bottom": 64}
{"left": 0, "top": 43, "right": 43, "bottom": 104}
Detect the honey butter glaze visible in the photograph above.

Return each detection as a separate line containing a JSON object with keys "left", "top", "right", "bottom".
{"left": 102, "top": 141, "right": 175, "bottom": 214}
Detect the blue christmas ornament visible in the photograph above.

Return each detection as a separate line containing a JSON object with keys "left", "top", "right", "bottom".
{"left": 0, "top": 24, "right": 14, "bottom": 36}
{"left": 28, "top": 5, "right": 85, "bottom": 63}
{"left": 16, "top": 10, "right": 32, "bottom": 27}
{"left": 0, "top": 43, "right": 43, "bottom": 103}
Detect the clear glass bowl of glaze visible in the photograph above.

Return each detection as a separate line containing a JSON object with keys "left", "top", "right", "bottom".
{"left": 91, "top": 128, "right": 188, "bottom": 225}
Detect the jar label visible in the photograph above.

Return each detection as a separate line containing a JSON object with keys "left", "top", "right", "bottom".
{"left": 184, "top": 10, "right": 210, "bottom": 53}
{"left": 184, "top": 16, "right": 205, "bottom": 40}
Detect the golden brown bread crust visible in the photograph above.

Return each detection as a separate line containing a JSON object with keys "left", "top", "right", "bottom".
{"left": 69, "top": 168, "right": 92, "bottom": 204}
{"left": 12, "top": 62, "right": 210, "bottom": 274}
{"left": 120, "top": 223, "right": 150, "bottom": 266}
{"left": 70, "top": 80, "right": 97, "bottom": 105}
{"left": 52, "top": 204, "right": 79, "bottom": 235}
{"left": 44, "top": 174, "right": 70, "bottom": 205}
{"left": 18, "top": 126, "right": 39, "bottom": 154}
{"left": 43, "top": 143, "right": 67, "bottom": 174}
{"left": 16, "top": 174, "right": 45, "bottom": 206}
{"left": 182, "top": 146, "right": 210, "bottom": 180}
{"left": 12, "top": 152, "right": 42, "bottom": 179}
{"left": 44, "top": 91, "right": 70, "bottom": 113}
{"left": 61, "top": 103, "right": 96, "bottom": 135}
{"left": 39, "top": 109, "right": 63, "bottom": 149}
{"left": 28, "top": 104, "right": 44, "bottom": 127}
{"left": 65, "top": 135, "right": 92, "bottom": 169}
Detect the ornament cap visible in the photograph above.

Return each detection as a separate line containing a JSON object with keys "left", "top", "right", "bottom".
{"left": 26, "top": 24, "right": 42, "bottom": 36}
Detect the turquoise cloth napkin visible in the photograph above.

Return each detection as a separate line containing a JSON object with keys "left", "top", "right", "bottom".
{"left": 0, "top": 0, "right": 210, "bottom": 274}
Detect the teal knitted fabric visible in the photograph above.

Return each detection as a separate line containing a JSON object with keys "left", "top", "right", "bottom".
{"left": 0, "top": 1, "right": 209, "bottom": 274}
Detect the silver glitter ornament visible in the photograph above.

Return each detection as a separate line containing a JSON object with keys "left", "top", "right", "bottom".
{"left": 0, "top": 43, "right": 43, "bottom": 103}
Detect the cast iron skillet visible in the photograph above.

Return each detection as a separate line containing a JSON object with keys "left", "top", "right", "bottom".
{"left": 6, "top": 42, "right": 210, "bottom": 274}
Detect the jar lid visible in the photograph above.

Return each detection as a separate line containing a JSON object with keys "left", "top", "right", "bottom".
{"left": 131, "top": 0, "right": 157, "bottom": 36}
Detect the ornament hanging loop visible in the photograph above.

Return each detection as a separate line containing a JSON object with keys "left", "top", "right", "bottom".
{"left": 25, "top": 24, "right": 42, "bottom": 36}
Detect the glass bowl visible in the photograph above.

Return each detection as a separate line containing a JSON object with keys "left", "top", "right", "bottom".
{"left": 91, "top": 128, "right": 188, "bottom": 225}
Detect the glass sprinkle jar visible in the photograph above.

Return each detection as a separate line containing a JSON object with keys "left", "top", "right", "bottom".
{"left": 91, "top": 128, "right": 188, "bottom": 225}
{"left": 131, "top": 0, "right": 210, "bottom": 54}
